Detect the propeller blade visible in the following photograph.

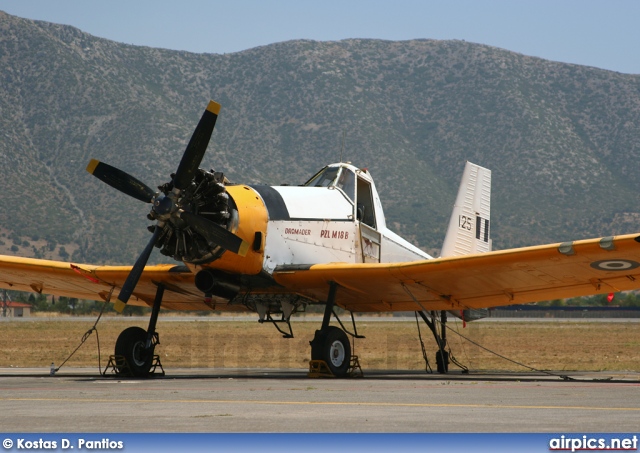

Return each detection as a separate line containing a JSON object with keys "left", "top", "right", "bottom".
{"left": 173, "top": 100, "right": 221, "bottom": 191}
{"left": 113, "top": 226, "right": 162, "bottom": 313}
{"left": 86, "top": 159, "right": 156, "bottom": 203}
{"left": 180, "top": 211, "right": 249, "bottom": 256}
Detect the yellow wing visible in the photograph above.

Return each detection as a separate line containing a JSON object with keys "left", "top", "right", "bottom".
{"left": 273, "top": 233, "right": 640, "bottom": 312}
{"left": 3, "top": 233, "right": 640, "bottom": 314}
{"left": 0, "top": 256, "right": 240, "bottom": 311}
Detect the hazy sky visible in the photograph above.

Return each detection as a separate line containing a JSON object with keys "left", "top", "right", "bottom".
{"left": 1, "top": 0, "right": 639, "bottom": 74}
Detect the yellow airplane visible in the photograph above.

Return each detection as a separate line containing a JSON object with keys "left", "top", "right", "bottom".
{"left": 1, "top": 100, "right": 639, "bottom": 377}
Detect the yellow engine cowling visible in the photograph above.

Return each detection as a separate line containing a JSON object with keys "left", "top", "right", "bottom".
{"left": 189, "top": 184, "right": 268, "bottom": 277}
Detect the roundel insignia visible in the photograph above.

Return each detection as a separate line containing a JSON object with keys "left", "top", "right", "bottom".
{"left": 590, "top": 259, "right": 640, "bottom": 271}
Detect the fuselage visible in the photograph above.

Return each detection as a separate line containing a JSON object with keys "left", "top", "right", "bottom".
{"left": 197, "top": 163, "right": 432, "bottom": 282}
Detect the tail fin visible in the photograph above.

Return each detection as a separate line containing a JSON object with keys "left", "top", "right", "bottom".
{"left": 440, "top": 162, "right": 492, "bottom": 257}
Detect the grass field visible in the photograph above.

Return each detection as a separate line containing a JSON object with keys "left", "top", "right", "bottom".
{"left": 1, "top": 317, "right": 638, "bottom": 373}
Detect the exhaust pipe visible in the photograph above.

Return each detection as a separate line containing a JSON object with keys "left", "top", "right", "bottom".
{"left": 195, "top": 269, "right": 240, "bottom": 299}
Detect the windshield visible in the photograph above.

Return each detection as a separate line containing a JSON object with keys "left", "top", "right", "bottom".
{"left": 335, "top": 168, "right": 355, "bottom": 201}
{"left": 304, "top": 166, "right": 355, "bottom": 202}
{"left": 304, "top": 166, "right": 340, "bottom": 187}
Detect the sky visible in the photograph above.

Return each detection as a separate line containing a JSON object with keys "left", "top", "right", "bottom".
{"left": 0, "top": 0, "right": 639, "bottom": 74}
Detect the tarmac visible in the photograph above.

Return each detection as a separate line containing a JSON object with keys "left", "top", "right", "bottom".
{"left": 0, "top": 366, "right": 638, "bottom": 433}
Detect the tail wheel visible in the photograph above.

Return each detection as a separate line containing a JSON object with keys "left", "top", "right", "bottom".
{"left": 312, "top": 326, "right": 351, "bottom": 377}
{"left": 115, "top": 326, "right": 154, "bottom": 377}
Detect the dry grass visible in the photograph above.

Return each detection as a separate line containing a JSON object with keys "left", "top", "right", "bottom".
{"left": 0, "top": 318, "right": 638, "bottom": 372}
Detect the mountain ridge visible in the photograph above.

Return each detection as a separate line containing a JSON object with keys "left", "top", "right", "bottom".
{"left": 1, "top": 11, "right": 640, "bottom": 264}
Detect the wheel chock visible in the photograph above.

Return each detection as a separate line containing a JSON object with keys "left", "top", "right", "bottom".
{"left": 308, "top": 360, "right": 334, "bottom": 378}
{"left": 348, "top": 355, "right": 364, "bottom": 378}
{"left": 149, "top": 355, "right": 165, "bottom": 376}
{"left": 307, "top": 356, "right": 364, "bottom": 378}
{"left": 102, "top": 355, "right": 130, "bottom": 376}
{"left": 102, "top": 355, "right": 165, "bottom": 377}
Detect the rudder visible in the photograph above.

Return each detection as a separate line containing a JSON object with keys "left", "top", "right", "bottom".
{"left": 440, "top": 161, "right": 491, "bottom": 257}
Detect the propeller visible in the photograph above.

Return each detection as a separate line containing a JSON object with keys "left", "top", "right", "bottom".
{"left": 173, "top": 101, "right": 221, "bottom": 191}
{"left": 86, "top": 100, "right": 248, "bottom": 313}
{"left": 113, "top": 226, "right": 162, "bottom": 312}
{"left": 86, "top": 159, "right": 155, "bottom": 203}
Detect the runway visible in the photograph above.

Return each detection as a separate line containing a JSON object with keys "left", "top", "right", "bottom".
{"left": 0, "top": 367, "right": 638, "bottom": 432}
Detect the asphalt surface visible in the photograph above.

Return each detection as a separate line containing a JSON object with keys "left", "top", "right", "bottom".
{"left": 0, "top": 367, "right": 638, "bottom": 433}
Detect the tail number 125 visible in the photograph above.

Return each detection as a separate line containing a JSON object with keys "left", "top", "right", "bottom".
{"left": 459, "top": 215, "right": 473, "bottom": 230}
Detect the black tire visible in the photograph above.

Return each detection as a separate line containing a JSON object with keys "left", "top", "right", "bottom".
{"left": 310, "top": 329, "right": 325, "bottom": 362}
{"left": 114, "top": 326, "right": 153, "bottom": 377}
{"left": 320, "top": 326, "right": 351, "bottom": 377}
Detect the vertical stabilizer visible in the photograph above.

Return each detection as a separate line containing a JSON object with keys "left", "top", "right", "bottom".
{"left": 440, "top": 162, "right": 491, "bottom": 257}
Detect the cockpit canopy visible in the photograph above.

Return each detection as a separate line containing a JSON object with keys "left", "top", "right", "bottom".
{"left": 304, "top": 163, "right": 378, "bottom": 229}
{"left": 304, "top": 164, "right": 356, "bottom": 202}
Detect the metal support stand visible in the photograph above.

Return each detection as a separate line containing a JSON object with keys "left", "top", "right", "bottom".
{"left": 264, "top": 313, "right": 294, "bottom": 338}
{"left": 332, "top": 309, "right": 366, "bottom": 339}
{"left": 102, "top": 354, "right": 165, "bottom": 377}
{"left": 308, "top": 356, "right": 363, "bottom": 378}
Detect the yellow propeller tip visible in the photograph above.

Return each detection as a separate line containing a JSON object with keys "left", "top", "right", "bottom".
{"left": 86, "top": 159, "right": 100, "bottom": 174}
{"left": 238, "top": 241, "right": 250, "bottom": 257}
{"left": 207, "top": 100, "right": 221, "bottom": 115}
{"left": 114, "top": 299, "right": 126, "bottom": 313}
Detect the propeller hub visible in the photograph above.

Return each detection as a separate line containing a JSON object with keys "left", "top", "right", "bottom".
{"left": 152, "top": 193, "right": 175, "bottom": 219}
{"left": 151, "top": 168, "right": 236, "bottom": 263}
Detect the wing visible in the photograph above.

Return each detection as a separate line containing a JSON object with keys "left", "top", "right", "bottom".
{"left": 0, "top": 256, "right": 245, "bottom": 311}
{"left": 273, "top": 233, "right": 640, "bottom": 312}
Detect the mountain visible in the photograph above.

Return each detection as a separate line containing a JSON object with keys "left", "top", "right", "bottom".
{"left": 1, "top": 11, "right": 640, "bottom": 265}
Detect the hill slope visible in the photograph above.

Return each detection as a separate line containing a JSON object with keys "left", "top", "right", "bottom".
{"left": 1, "top": 11, "right": 640, "bottom": 264}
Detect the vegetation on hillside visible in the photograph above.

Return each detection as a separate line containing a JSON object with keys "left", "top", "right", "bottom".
{"left": 1, "top": 12, "right": 640, "bottom": 266}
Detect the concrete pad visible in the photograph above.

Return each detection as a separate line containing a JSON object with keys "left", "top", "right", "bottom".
{"left": 0, "top": 367, "right": 638, "bottom": 432}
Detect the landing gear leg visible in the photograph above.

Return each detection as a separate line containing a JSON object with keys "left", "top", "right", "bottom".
{"left": 435, "top": 310, "right": 449, "bottom": 374}
{"left": 114, "top": 284, "right": 165, "bottom": 377}
{"left": 310, "top": 282, "right": 352, "bottom": 377}
{"left": 417, "top": 310, "right": 449, "bottom": 373}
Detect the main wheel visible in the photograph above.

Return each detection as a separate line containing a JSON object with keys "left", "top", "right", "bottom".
{"left": 114, "top": 326, "right": 154, "bottom": 377}
{"left": 312, "top": 326, "right": 351, "bottom": 377}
